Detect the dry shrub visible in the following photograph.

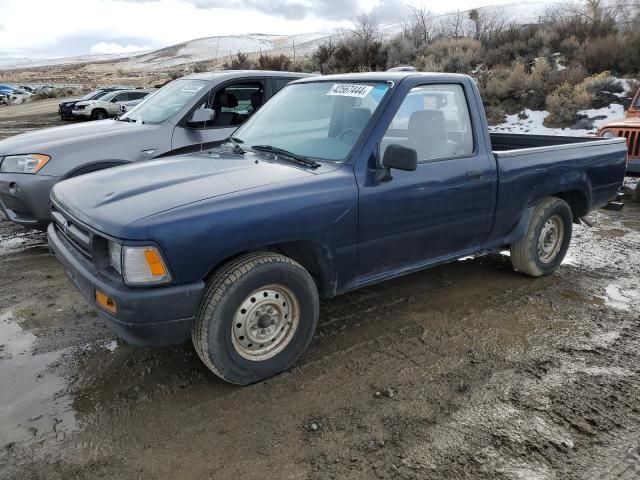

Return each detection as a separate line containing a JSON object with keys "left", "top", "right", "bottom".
{"left": 582, "top": 72, "right": 624, "bottom": 95}
{"left": 627, "top": 79, "right": 640, "bottom": 100}
{"left": 544, "top": 82, "right": 592, "bottom": 127}
{"left": 420, "top": 38, "right": 481, "bottom": 73}
{"left": 31, "top": 88, "right": 72, "bottom": 100}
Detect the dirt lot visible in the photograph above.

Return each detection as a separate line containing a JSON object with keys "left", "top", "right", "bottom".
{"left": 0, "top": 112, "right": 639, "bottom": 479}
{"left": 0, "top": 98, "right": 66, "bottom": 140}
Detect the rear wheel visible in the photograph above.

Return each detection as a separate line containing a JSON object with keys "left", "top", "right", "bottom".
{"left": 192, "top": 252, "right": 319, "bottom": 385}
{"left": 510, "top": 197, "right": 573, "bottom": 277}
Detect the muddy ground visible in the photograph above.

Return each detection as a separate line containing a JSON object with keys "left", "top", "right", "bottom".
{"left": 0, "top": 111, "right": 639, "bottom": 480}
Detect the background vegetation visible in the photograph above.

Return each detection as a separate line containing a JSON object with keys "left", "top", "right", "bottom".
{"left": 222, "top": 0, "right": 640, "bottom": 127}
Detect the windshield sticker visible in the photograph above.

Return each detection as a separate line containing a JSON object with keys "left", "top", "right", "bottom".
{"left": 327, "top": 84, "right": 375, "bottom": 98}
{"left": 181, "top": 84, "right": 204, "bottom": 93}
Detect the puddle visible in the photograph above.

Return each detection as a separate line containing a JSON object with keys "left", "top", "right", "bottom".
{"left": 0, "top": 311, "right": 76, "bottom": 446}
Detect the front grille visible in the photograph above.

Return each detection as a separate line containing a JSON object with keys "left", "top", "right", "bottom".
{"left": 51, "top": 205, "right": 92, "bottom": 259}
{"left": 616, "top": 129, "right": 640, "bottom": 158}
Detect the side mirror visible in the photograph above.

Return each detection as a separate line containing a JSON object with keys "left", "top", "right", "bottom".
{"left": 623, "top": 97, "right": 632, "bottom": 112}
{"left": 187, "top": 108, "right": 215, "bottom": 128}
{"left": 377, "top": 144, "right": 418, "bottom": 182}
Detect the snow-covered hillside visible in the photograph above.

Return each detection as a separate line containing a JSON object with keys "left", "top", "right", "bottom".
{"left": 0, "top": 1, "right": 558, "bottom": 71}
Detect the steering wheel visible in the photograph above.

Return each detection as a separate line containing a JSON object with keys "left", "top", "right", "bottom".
{"left": 338, "top": 128, "right": 360, "bottom": 142}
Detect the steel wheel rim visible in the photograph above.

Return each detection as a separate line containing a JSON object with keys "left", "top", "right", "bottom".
{"left": 231, "top": 284, "right": 300, "bottom": 361}
{"left": 537, "top": 215, "right": 564, "bottom": 263}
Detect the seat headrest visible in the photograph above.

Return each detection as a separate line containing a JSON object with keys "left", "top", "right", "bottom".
{"left": 219, "top": 93, "right": 238, "bottom": 109}
{"left": 343, "top": 107, "right": 372, "bottom": 131}
{"left": 251, "top": 91, "right": 263, "bottom": 109}
{"left": 408, "top": 109, "right": 446, "bottom": 133}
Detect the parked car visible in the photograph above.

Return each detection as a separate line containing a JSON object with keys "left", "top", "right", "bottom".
{"left": 597, "top": 86, "right": 640, "bottom": 178}
{"left": 0, "top": 88, "right": 31, "bottom": 105}
{"left": 59, "top": 88, "right": 119, "bottom": 120}
{"left": 48, "top": 72, "right": 627, "bottom": 385}
{"left": 0, "top": 71, "right": 312, "bottom": 226}
{"left": 119, "top": 96, "right": 148, "bottom": 115}
{"left": 72, "top": 89, "right": 152, "bottom": 120}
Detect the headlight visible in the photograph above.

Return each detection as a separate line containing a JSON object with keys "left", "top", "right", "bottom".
{"left": 601, "top": 130, "right": 616, "bottom": 138}
{"left": 0, "top": 154, "right": 50, "bottom": 173}
{"left": 109, "top": 242, "right": 171, "bottom": 286}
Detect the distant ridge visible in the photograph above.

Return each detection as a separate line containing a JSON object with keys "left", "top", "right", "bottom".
{"left": 0, "top": 2, "right": 557, "bottom": 71}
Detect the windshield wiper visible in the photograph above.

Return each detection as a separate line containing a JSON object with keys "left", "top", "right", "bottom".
{"left": 251, "top": 145, "right": 320, "bottom": 168}
{"left": 118, "top": 117, "right": 134, "bottom": 122}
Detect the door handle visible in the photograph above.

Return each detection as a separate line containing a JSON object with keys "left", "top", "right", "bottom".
{"left": 466, "top": 169, "right": 485, "bottom": 181}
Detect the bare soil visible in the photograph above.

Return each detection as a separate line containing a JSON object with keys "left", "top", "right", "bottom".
{"left": 0, "top": 114, "right": 639, "bottom": 480}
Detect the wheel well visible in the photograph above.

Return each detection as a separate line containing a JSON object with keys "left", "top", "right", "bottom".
{"left": 551, "top": 190, "right": 588, "bottom": 220}
{"left": 66, "top": 161, "right": 127, "bottom": 179}
{"left": 205, "top": 241, "right": 336, "bottom": 298}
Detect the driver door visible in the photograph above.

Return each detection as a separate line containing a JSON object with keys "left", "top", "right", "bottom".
{"left": 171, "top": 80, "right": 265, "bottom": 155}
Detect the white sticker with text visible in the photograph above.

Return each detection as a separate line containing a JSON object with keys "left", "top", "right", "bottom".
{"left": 326, "top": 84, "right": 374, "bottom": 98}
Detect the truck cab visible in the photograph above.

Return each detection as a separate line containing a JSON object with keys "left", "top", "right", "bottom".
{"left": 597, "top": 87, "right": 640, "bottom": 176}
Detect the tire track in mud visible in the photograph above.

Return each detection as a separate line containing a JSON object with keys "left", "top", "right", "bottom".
{"left": 1, "top": 196, "right": 640, "bottom": 479}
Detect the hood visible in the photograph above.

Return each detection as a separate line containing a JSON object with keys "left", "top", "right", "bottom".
{"left": 0, "top": 119, "right": 155, "bottom": 156}
{"left": 51, "top": 152, "right": 316, "bottom": 237}
{"left": 599, "top": 116, "right": 640, "bottom": 130}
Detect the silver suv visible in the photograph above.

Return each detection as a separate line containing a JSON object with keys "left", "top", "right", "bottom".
{"left": 0, "top": 70, "right": 313, "bottom": 226}
{"left": 72, "top": 89, "right": 152, "bottom": 120}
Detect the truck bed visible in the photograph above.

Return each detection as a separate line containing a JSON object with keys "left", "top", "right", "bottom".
{"left": 490, "top": 132, "right": 609, "bottom": 152}
{"left": 485, "top": 132, "right": 628, "bottom": 250}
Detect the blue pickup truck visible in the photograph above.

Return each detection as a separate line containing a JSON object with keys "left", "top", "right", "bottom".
{"left": 48, "top": 72, "right": 627, "bottom": 384}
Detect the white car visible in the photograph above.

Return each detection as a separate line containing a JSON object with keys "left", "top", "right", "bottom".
{"left": 72, "top": 89, "right": 151, "bottom": 120}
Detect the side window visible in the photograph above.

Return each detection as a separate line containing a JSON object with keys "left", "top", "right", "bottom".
{"left": 382, "top": 84, "right": 474, "bottom": 162}
{"left": 132, "top": 92, "right": 146, "bottom": 100}
{"left": 114, "top": 93, "right": 128, "bottom": 102}
{"left": 195, "top": 81, "right": 264, "bottom": 128}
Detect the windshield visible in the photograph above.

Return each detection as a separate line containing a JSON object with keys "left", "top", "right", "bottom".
{"left": 82, "top": 89, "right": 104, "bottom": 100}
{"left": 120, "top": 79, "right": 208, "bottom": 125}
{"left": 231, "top": 81, "right": 390, "bottom": 161}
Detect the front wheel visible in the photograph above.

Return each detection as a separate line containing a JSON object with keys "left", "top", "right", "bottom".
{"left": 510, "top": 197, "right": 573, "bottom": 277}
{"left": 192, "top": 252, "right": 319, "bottom": 385}
{"left": 91, "top": 109, "right": 107, "bottom": 120}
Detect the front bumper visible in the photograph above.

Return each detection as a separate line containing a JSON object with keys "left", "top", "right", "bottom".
{"left": 627, "top": 158, "right": 640, "bottom": 176}
{"left": 48, "top": 223, "right": 205, "bottom": 346}
{"left": 0, "top": 173, "right": 59, "bottom": 226}
{"left": 72, "top": 109, "right": 90, "bottom": 117}
{"left": 59, "top": 105, "right": 74, "bottom": 117}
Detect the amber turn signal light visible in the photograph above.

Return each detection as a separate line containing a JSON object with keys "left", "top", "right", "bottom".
{"left": 95, "top": 290, "right": 117, "bottom": 314}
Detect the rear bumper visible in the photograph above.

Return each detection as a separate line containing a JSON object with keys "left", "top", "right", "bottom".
{"left": 48, "top": 223, "right": 205, "bottom": 346}
{"left": 0, "top": 173, "right": 59, "bottom": 226}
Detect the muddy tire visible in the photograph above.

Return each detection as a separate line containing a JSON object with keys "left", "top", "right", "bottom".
{"left": 510, "top": 197, "right": 573, "bottom": 277}
{"left": 192, "top": 252, "right": 319, "bottom": 385}
{"left": 91, "top": 109, "right": 107, "bottom": 120}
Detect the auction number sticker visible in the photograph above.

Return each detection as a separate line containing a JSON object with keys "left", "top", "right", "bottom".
{"left": 327, "top": 84, "right": 374, "bottom": 98}
{"left": 181, "top": 84, "right": 204, "bottom": 93}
